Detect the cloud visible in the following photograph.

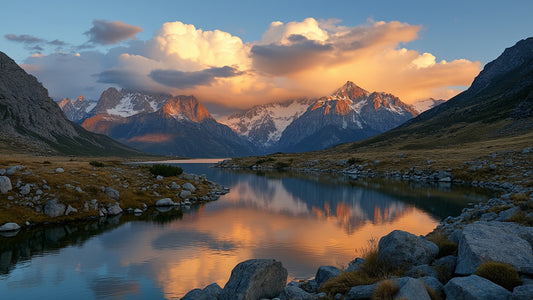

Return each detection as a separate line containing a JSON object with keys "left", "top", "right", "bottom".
{"left": 21, "top": 18, "right": 481, "bottom": 109}
{"left": 85, "top": 19, "right": 142, "bottom": 45}
{"left": 149, "top": 66, "right": 242, "bottom": 89}
{"left": 5, "top": 34, "right": 45, "bottom": 44}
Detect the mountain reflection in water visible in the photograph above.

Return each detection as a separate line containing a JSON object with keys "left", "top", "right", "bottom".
{"left": 0, "top": 162, "right": 489, "bottom": 299}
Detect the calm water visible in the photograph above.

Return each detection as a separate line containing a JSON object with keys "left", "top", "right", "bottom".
{"left": 0, "top": 160, "right": 490, "bottom": 299}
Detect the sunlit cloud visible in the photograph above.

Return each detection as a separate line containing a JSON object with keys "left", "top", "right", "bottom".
{"left": 85, "top": 20, "right": 143, "bottom": 45}
{"left": 21, "top": 18, "right": 481, "bottom": 109}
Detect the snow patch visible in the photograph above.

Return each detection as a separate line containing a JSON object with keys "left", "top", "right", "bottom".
{"left": 106, "top": 95, "right": 141, "bottom": 117}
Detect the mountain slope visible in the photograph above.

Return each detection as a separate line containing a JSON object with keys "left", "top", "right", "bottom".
{"left": 0, "top": 51, "right": 140, "bottom": 156}
{"left": 411, "top": 98, "right": 446, "bottom": 114}
{"left": 82, "top": 95, "right": 254, "bottom": 157}
{"left": 57, "top": 95, "right": 96, "bottom": 123}
{"left": 276, "top": 82, "right": 418, "bottom": 152}
{"left": 219, "top": 98, "right": 316, "bottom": 149}
{"left": 332, "top": 37, "right": 533, "bottom": 152}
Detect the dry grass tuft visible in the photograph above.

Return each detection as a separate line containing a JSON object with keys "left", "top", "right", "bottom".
{"left": 371, "top": 280, "right": 398, "bottom": 300}
{"left": 475, "top": 261, "right": 522, "bottom": 291}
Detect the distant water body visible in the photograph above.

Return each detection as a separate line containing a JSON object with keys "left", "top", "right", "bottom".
{"left": 0, "top": 160, "right": 490, "bottom": 299}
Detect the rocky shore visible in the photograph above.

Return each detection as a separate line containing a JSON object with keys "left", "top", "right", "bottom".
{"left": 198, "top": 153, "right": 533, "bottom": 299}
{"left": 183, "top": 189, "right": 533, "bottom": 299}
{"left": 0, "top": 157, "right": 229, "bottom": 234}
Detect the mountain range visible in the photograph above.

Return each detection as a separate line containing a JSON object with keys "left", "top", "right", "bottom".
{"left": 0, "top": 51, "right": 139, "bottom": 156}
{"left": 62, "top": 82, "right": 422, "bottom": 157}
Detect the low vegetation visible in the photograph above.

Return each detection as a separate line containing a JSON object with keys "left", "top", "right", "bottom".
{"left": 372, "top": 280, "right": 399, "bottom": 300}
{"left": 427, "top": 232, "right": 458, "bottom": 258}
{"left": 475, "top": 261, "right": 522, "bottom": 291}
{"left": 149, "top": 164, "right": 183, "bottom": 177}
{"left": 89, "top": 160, "right": 105, "bottom": 167}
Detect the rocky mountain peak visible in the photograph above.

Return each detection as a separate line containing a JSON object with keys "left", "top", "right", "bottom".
{"left": 160, "top": 95, "right": 213, "bottom": 122}
{"left": 331, "top": 81, "right": 369, "bottom": 99}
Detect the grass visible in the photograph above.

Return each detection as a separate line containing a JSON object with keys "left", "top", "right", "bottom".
{"left": 372, "top": 280, "right": 398, "bottom": 300}
{"left": 426, "top": 232, "right": 458, "bottom": 258}
{"left": 89, "top": 160, "right": 105, "bottom": 167}
{"left": 475, "top": 261, "right": 522, "bottom": 291}
{"left": 320, "top": 238, "right": 404, "bottom": 297}
{"left": 149, "top": 164, "right": 183, "bottom": 177}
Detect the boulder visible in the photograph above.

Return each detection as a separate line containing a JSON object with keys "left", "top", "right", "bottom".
{"left": 346, "top": 258, "right": 366, "bottom": 272}
{"left": 171, "top": 182, "right": 180, "bottom": 189}
{"left": 496, "top": 206, "right": 521, "bottom": 221}
{"left": 315, "top": 266, "right": 342, "bottom": 288}
{"left": 134, "top": 208, "right": 143, "bottom": 214}
{"left": 104, "top": 187, "right": 120, "bottom": 200}
{"left": 405, "top": 264, "right": 439, "bottom": 279}
{"left": 512, "top": 284, "right": 533, "bottom": 300}
{"left": 6, "top": 165, "right": 25, "bottom": 175}
{"left": 182, "top": 283, "right": 222, "bottom": 300}
{"left": 280, "top": 286, "right": 314, "bottom": 300}
{"left": 43, "top": 199, "right": 66, "bottom": 218}
{"left": 432, "top": 255, "right": 457, "bottom": 277}
{"left": 378, "top": 230, "right": 439, "bottom": 266}
{"left": 444, "top": 275, "right": 511, "bottom": 299}
{"left": 0, "top": 176, "right": 12, "bottom": 193}
{"left": 455, "top": 222, "right": 533, "bottom": 275}
{"left": 180, "top": 190, "right": 192, "bottom": 199}
{"left": 419, "top": 276, "right": 444, "bottom": 300}
{"left": 155, "top": 198, "right": 176, "bottom": 206}
{"left": 0, "top": 222, "right": 21, "bottom": 231}
{"left": 345, "top": 283, "right": 377, "bottom": 300}
{"left": 182, "top": 182, "right": 196, "bottom": 192}
{"left": 219, "top": 259, "right": 287, "bottom": 300}
{"left": 107, "top": 203, "right": 122, "bottom": 216}
{"left": 395, "top": 277, "right": 431, "bottom": 300}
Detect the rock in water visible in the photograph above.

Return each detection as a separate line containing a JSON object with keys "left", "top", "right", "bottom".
{"left": 444, "top": 275, "right": 511, "bottom": 299}
{"left": 0, "top": 176, "right": 12, "bottom": 193}
{"left": 0, "top": 223, "right": 21, "bottom": 231}
{"left": 377, "top": 230, "right": 439, "bottom": 266}
{"left": 455, "top": 221, "right": 533, "bottom": 275}
{"left": 182, "top": 283, "right": 222, "bottom": 300}
{"left": 219, "top": 259, "right": 287, "bottom": 300}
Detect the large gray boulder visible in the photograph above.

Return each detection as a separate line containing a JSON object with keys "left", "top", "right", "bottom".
{"left": 378, "top": 230, "right": 439, "bottom": 266}
{"left": 182, "top": 283, "right": 222, "bottom": 300}
{"left": 104, "top": 187, "right": 120, "bottom": 200}
{"left": 43, "top": 199, "right": 66, "bottom": 218}
{"left": 219, "top": 259, "right": 287, "bottom": 300}
{"left": 0, "top": 222, "right": 20, "bottom": 231}
{"left": 182, "top": 182, "right": 196, "bottom": 192}
{"left": 444, "top": 275, "right": 511, "bottom": 299}
{"left": 395, "top": 277, "right": 431, "bottom": 300}
{"left": 512, "top": 284, "right": 533, "bottom": 300}
{"left": 315, "top": 266, "right": 342, "bottom": 288}
{"left": 0, "top": 176, "right": 12, "bottom": 193}
{"left": 456, "top": 222, "right": 533, "bottom": 275}
{"left": 345, "top": 283, "right": 377, "bottom": 300}
{"left": 420, "top": 276, "right": 444, "bottom": 300}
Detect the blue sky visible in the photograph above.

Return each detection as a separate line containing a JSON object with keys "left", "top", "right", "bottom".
{"left": 1, "top": 0, "right": 532, "bottom": 111}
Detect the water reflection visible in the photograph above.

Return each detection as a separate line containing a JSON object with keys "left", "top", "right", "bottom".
{"left": 0, "top": 164, "right": 489, "bottom": 299}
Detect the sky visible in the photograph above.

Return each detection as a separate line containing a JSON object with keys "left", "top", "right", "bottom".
{"left": 1, "top": 0, "right": 532, "bottom": 116}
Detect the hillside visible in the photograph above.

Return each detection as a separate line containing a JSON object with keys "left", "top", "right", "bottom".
{"left": 0, "top": 51, "right": 140, "bottom": 156}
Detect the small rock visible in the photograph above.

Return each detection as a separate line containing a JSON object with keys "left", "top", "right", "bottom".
{"left": 281, "top": 286, "right": 314, "bottom": 300}
{"left": 107, "top": 203, "right": 123, "bottom": 216}
{"left": 156, "top": 175, "right": 164, "bottom": 180}
{"left": 0, "top": 176, "right": 12, "bottom": 193}
{"left": 444, "top": 275, "right": 511, "bottom": 299}
{"left": 496, "top": 206, "right": 521, "bottom": 221}
{"left": 36, "top": 189, "right": 43, "bottom": 195}
{"left": 19, "top": 184, "right": 31, "bottom": 195}
{"left": 182, "top": 182, "right": 196, "bottom": 192}
{"left": 0, "top": 222, "right": 21, "bottom": 231}
{"left": 219, "top": 259, "right": 287, "bottom": 300}
{"left": 43, "top": 199, "right": 66, "bottom": 218}
{"left": 0, "top": 168, "right": 5, "bottom": 175}
{"left": 134, "top": 208, "right": 143, "bottom": 214}
{"left": 104, "top": 187, "right": 120, "bottom": 200}
{"left": 180, "top": 190, "right": 192, "bottom": 199}
{"left": 55, "top": 167, "right": 64, "bottom": 173}
{"left": 155, "top": 198, "right": 176, "bottom": 206}
{"left": 75, "top": 187, "right": 83, "bottom": 193}
{"left": 347, "top": 258, "right": 366, "bottom": 272}
{"left": 171, "top": 182, "right": 180, "bottom": 189}
{"left": 182, "top": 283, "right": 222, "bottom": 300}
{"left": 315, "top": 266, "right": 342, "bottom": 288}
{"left": 6, "top": 165, "right": 25, "bottom": 175}
{"left": 522, "top": 147, "right": 532, "bottom": 154}
{"left": 65, "top": 205, "right": 78, "bottom": 215}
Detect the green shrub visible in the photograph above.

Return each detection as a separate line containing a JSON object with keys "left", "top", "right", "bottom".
{"left": 42, "top": 161, "right": 51, "bottom": 164}
{"left": 427, "top": 232, "right": 458, "bottom": 258}
{"left": 372, "top": 280, "right": 398, "bottom": 300}
{"left": 255, "top": 157, "right": 275, "bottom": 165}
{"left": 475, "top": 261, "right": 522, "bottom": 291}
{"left": 149, "top": 164, "right": 183, "bottom": 177}
{"left": 89, "top": 161, "right": 105, "bottom": 167}
{"left": 274, "top": 162, "right": 290, "bottom": 170}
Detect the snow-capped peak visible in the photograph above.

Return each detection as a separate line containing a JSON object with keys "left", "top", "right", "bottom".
{"left": 331, "top": 81, "right": 369, "bottom": 99}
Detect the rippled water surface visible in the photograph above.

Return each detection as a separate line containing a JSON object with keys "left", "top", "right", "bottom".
{"left": 0, "top": 160, "right": 490, "bottom": 299}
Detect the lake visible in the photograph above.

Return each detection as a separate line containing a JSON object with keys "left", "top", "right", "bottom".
{"left": 0, "top": 160, "right": 490, "bottom": 299}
